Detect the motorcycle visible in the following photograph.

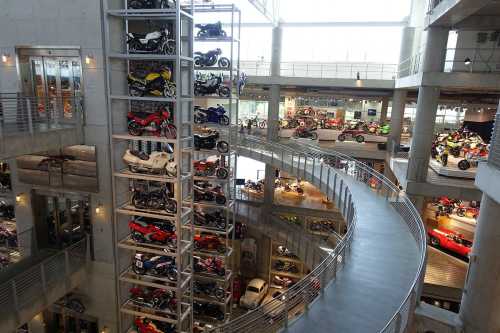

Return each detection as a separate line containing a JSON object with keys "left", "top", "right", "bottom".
{"left": 238, "top": 116, "right": 266, "bottom": 129}
{"left": 282, "top": 182, "right": 304, "bottom": 194}
{"left": 127, "top": 28, "right": 175, "bottom": 55}
{"left": 244, "top": 180, "right": 263, "bottom": 193}
{"left": 273, "top": 275, "right": 295, "bottom": 288}
{"left": 128, "top": 0, "right": 174, "bottom": 9}
{"left": 133, "top": 253, "right": 178, "bottom": 281}
{"left": 273, "top": 260, "right": 299, "bottom": 274}
{"left": 195, "top": 21, "right": 227, "bottom": 38}
{"left": 128, "top": 68, "right": 176, "bottom": 97}
{"left": 434, "top": 144, "right": 449, "bottom": 167}
{"left": 194, "top": 158, "right": 229, "bottom": 179}
{"left": 56, "top": 294, "right": 86, "bottom": 314}
{"left": 321, "top": 118, "right": 343, "bottom": 130}
{"left": 293, "top": 127, "right": 318, "bottom": 140}
{"left": 194, "top": 234, "right": 226, "bottom": 253}
{"left": 194, "top": 132, "right": 229, "bottom": 153}
{"left": 0, "top": 226, "right": 17, "bottom": 247}
{"left": 0, "top": 201, "right": 14, "bottom": 220}
{"left": 193, "top": 210, "right": 226, "bottom": 230}
{"left": 455, "top": 206, "right": 479, "bottom": 219}
{"left": 193, "top": 281, "right": 225, "bottom": 301}
{"left": 123, "top": 150, "right": 176, "bottom": 177}
{"left": 194, "top": 184, "right": 226, "bottom": 205}
{"left": 378, "top": 124, "right": 391, "bottom": 135}
{"left": 194, "top": 256, "right": 225, "bottom": 276}
{"left": 194, "top": 75, "right": 230, "bottom": 98}
{"left": 194, "top": 105, "right": 230, "bottom": 126}
{"left": 127, "top": 108, "right": 177, "bottom": 139}
{"left": 194, "top": 48, "right": 230, "bottom": 68}
{"left": 193, "top": 301, "right": 225, "bottom": 321}
{"left": 458, "top": 144, "right": 488, "bottom": 170}
{"left": 134, "top": 316, "right": 176, "bottom": 333}
{"left": 130, "top": 287, "right": 177, "bottom": 312}
{"left": 129, "top": 220, "right": 177, "bottom": 248}
{"left": 132, "top": 187, "right": 177, "bottom": 213}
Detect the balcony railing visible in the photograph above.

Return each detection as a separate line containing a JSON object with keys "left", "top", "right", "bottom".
{"left": 0, "top": 93, "right": 83, "bottom": 138}
{"left": 0, "top": 236, "right": 89, "bottom": 324}
{"left": 240, "top": 61, "right": 398, "bottom": 80}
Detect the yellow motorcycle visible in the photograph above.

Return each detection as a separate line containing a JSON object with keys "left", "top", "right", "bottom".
{"left": 128, "top": 68, "right": 176, "bottom": 98}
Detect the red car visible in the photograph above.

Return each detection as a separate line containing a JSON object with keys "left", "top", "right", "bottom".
{"left": 194, "top": 234, "right": 226, "bottom": 253}
{"left": 428, "top": 228, "right": 472, "bottom": 257}
{"left": 129, "top": 220, "right": 176, "bottom": 246}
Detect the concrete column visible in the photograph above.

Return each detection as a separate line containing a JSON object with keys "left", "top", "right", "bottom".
{"left": 380, "top": 97, "right": 389, "bottom": 124}
{"left": 398, "top": 26, "right": 415, "bottom": 77}
{"left": 406, "top": 27, "right": 448, "bottom": 183}
{"left": 460, "top": 194, "right": 500, "bottom": 333}
{"left": 263, "top": 164, "right": 276, "bottom": 209}
{"left": 388, "top": 90, "right": 407, "bottom": 153}
{"left": 267, "top": 24, "right": 282, "bottom": 142}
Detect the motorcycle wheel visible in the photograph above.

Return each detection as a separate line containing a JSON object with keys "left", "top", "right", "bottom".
{"left": 167, "top": 268, "right": 178, "bottom": 281}
{"left": 215, "top": 288, "right": 225, "bottom": 301}
{"left": 162, "top": 40, "right": 175, "bottom": 55}
{"left": 128, "top": 0, "right": 143, "bottom": 9}
{"left": 458, "top": 159, "right": 470, "bottom": 170}
{"left": 218, "top": 115, "right": 230, "bottom": 126}
{"left": 148, "top": 194, "right": 163, "bottom": 210}
{"left": 165, "top": 199, "right": 177, "bottom": 214}
{"left": 216, "top": 220, "right": 226, "bottom": 230}
{"left": 258, "top": 120, "right": 267, "bottom": 129}
{"left": 337, "top": 134, "right": 346, "bottom": 142}
{"left": 129, "top": 86, "right": 143, "bottom": 97}
{"left": 441, "top": 154, "right": 448, "bottom": 167}
{"left": 311, "top": 132, "right": 318, "bottom": 140}
{"left": 129, "top": 165, "right": 140, "bottom": 173}
{"left": 457, "top": 209, "right": 465, "bottom": 217}
{"left": 216, "top": 168, "right": 229, "bottom": 179}
{"left": 128, "top": 40, "right": 141, "bottom": 53}
{"left": 128, "top": 122, "right": 143, "bottom": 136}
{"left": 216, "top": 141, "right": 229, "bottom": 153}
{"left": 194, "top": 113, "right": 207, "bottom": 124}
{"left": 215, "top": 195, "right": 226, "bottom": 205}
{"left": 355, "top": 135, "right": 365, "bottom": 143}
{"left": 194, "top": 56, "right": 203, "bottom": 67}
{"left": 218, "top": 86, "right": 231, "bottom": 98}
{"left": 197, "top": 31, "right": 207, "bottom": 38}
{"left": 133, "top": 264, "right": 146, "bottom": 275}
{"left": 217, "top": 243, "right": 226, "bottom": 253}
{"left": 132, "top": 194, "right": 145, "bottom": 209}
{"left": 164, "top": 124, "right": 177, "bottom": 139}
{"left": 164, "top": 84, "right": 176, "bottom": 98}
{"left": 194, "top": 85, "right": 203, "bottom": 96}
{"left": 132, "top": 231, "right": 146, "bottom": 243}
{"left": 217, "top": 267, "right": 226, "bottom": 276}
{"left": 218, "top": 57, "right": 231, "bottom": 68}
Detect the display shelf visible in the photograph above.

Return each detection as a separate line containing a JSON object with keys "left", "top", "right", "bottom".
{"left": 194, "top": 269, "right": 232, "bottom": 283}
{"left": 271, "top": 255, "right": 302, "bottom": 265}
{"left": 106, "top": 8, "right": 192, "bottom": 18}
{"left": 191, "top": 149, "right": 232, "bottom": 156}
{"left": 118, "top": 235, "right": 191, "bottom": 257}
{"left": 193, "top": 247, "right": 233, "bottom": 258}
{"left": 116, "top": 203, "right": 180, "bottom": 221}
{"left": 193, "top": 176, "right": 231, "bottom": 183}
{"left": 194, "top": 95, "right": 238, "bottom": 101}
{"left": 270, "top": 270, "right": 302, "bottom": 279}
{"left": 193, "top": 293, "right": 231, "bottom": 306}
{"left": 114, "top": 169, "right": 189, "bottom": 183}
{"left": 194, "top": 66, "right": 238, "bottom": 72}
{"left": 191, "top": 224, "right": 234, "bottom": 236}
{"left": 119, "top": 267, "right": 184, "bottom": 291}
{"left": 110, "top": 94, "right": 178, "bottom": 103}
{"left": 112, "top": 133, "right": 178, "bottom": 144}
{"left": 194, "top": 37, "right": 239, "bottom": 43}
{"left": 120, "top": 300, "right": 191, "bottom": 323}
{"left": 192, "top": 200, "right": 234, "bottom": 209}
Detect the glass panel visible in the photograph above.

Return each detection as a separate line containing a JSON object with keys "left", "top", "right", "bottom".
{"left": 59, "top": 59, "right": 73, "bottom": 118}
{"left": 44, "top": 58, "right": 59, "bottom": 121}
{"left": 31, "top": 58, "right": 47, "bottom": 115}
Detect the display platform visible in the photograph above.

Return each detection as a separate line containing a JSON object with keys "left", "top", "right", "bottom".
{"left": 429, "top": 159, "right": 477, "bottom": 179}
{"left": 449, "top": 214, "right": 477, "bottom": 228}
{"left": 279, "top": 129, "right": 294, "bottom": 138}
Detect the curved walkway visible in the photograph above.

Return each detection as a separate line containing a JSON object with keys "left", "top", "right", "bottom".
{"left": 236, "top": 136, "right": 423, "bottom": 333}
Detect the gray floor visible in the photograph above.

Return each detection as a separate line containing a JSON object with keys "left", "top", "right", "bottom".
{"left": 284, "top": 176, "right": 420, "bottom": 332}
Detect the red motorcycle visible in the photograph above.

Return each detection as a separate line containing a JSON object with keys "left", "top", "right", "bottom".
{"left": 455, "top": 205, "right": 479, "bottom": 219}
{"left": 128, "top": 107, "right": 177, "bottom": 139}
{"left": 129, "top": 220, "right": 177, "bottom": 248}
{"left": 194, "top": 159, "right": 229, "bottom": 179}
{"left": 194, "top": 183, "right": 226, "bottom": 205}
{"left": 134, "top": 317, "right": 175, "bottom": 333}
{"left": 194, "top": 234, "right": 226, "bottom": 253}
{"left": 194, "top": 256, "right": 225, "bottom": 276}
{"left": 322, "top": 118, "right": 344, "bottom": 130}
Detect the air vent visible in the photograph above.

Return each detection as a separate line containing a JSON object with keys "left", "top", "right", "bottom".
{"left": 488, "top": 111, "right": 500, "bottom": 169}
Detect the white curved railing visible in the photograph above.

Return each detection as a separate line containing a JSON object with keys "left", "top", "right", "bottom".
{"left": 210, "top": 135, "right": 426, "bottom": 333}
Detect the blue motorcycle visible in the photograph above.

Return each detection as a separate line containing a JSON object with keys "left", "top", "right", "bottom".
{"left": 194, "top": 105, "right": 230, "bottom": 126}
{"left": 133, "top": 253, "right": 178, "bottom": 281}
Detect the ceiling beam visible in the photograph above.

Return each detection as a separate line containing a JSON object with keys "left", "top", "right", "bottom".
{"left": 248, "top": 0, "right": 279, "bottom": 26}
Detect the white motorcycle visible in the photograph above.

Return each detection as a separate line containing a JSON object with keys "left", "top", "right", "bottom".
{"left": 123, "top": 150, "right": 176, "bottom": 177}
{"left": 126, "top": 28, "right": 175, "bottom": 55}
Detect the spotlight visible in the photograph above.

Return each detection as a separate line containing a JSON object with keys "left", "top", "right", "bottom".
{"left": 85, "top": 54, "right": 94, "bottom": 65}
{"left": 95, "top": 202, "right": 103, "bottom": 214}
{"left": 16, "top": 194, "right": 22, "bottom": 203}
{"left": 1, "top": 53, "right": 9, "bottom": 63}
{"left": 464, "top": 57, "right": 472, "bottom": 66}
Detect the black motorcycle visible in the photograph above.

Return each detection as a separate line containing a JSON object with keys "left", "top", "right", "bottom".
{"left": 195, "top": 21, "right": 227, "bottom": 38}
{"left": 194, "top": 210, "right": 226, "bottom": 230}
{"left": 193, "top": 301, "right": 225, "bottom": 321}
{"left": 194, "top": 75, "right": 230, "bottom": 98}
{"left": 0, "top": 201, "right": 14, "bottom": 220}
{"left": 194, "top": 48, "right": 230, "bottom": 68}
{"left": 128, "top": 0, "right": 174, "bottom": 9}
{"left": 132, "top": 187, "right": 177, "bottom": 213}
{"left": 273, "top": 260, "right": 299, "bottom": 274}
{"left": 194, "top": 132, "right": 229, "bottom": 153}
{"left": 193, "top": 281, "right": 225, "bottom": 301}
{"left": 127, "top": 28, "right": 175, "bottom": 55}
{"left": 194, "top": 184, "right": 226, "bottom": 205}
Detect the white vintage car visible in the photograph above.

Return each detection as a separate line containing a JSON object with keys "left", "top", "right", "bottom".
{"left": 240, "top": 278, "right": 269, "bottom": 309}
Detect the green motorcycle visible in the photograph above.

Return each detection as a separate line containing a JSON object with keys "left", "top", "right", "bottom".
{"left": 378, "top": 124, "right": 391, "bottom": 135}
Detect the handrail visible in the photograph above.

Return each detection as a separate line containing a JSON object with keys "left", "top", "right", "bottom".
{"left": 213, "top": 135, "right": 426, "bottom": 333}
{"left": 284, "top": 139, "right": 427, "bottom": 333}
{"left": 0, "top": 236, "right": 89, "bottom": 323}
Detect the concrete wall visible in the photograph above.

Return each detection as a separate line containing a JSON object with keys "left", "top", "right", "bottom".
{"left": 451, "top": 30, "right": 500, "bottom": 72}
{"left": 0, "top": 0, "right": 118, "bottom": 330}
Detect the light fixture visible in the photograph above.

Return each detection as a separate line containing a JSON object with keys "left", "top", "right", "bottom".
{"left": 85, "top": 54, "right": 94, "bottom": 65}
{"left": 464, "top": 57, "right": 472, "bottom": 66}
{"left": 1, "top": 53, "right": 9, "bottom": 63}
{"left": 16, "top": 193, "right": 23, "bottom": 203}
{"left": 101, "top": 326, "right": 108, "bottom": 333}
{"left": 95, "top": 202, "right": 103, "bottom": 214}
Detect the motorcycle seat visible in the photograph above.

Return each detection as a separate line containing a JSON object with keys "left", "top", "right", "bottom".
{"left": 130, "top": 150, "right": 150, "bottom": 161}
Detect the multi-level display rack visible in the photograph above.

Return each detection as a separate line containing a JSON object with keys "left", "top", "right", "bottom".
{"left": 103, "top": 1, "right": 195, "bottom": 332}
{"left": 268, "top": 240, "right": 304, "bottom": 290}
{"left": 190, "top": 4, "right": 241, "bottom": 328}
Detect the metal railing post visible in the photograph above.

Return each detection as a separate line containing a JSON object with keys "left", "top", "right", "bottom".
{"left": 338, "top": 179, "right": 344, "bottom": 207}
{"left": 11, "top": 280, "right": 19, "bottom": 311}
{"left": 26, "top": 98, "right": 34, "bottom": 134}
